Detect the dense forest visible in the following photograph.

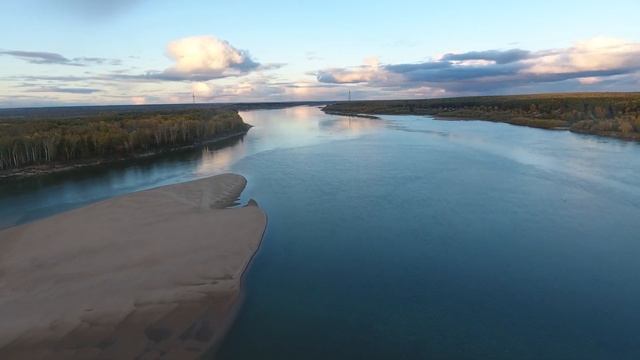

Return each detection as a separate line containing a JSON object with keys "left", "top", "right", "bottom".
{"left": 0, "top": 101, "right": 331, "bottom": 120}
{"left": 324, "top": 93, "right": 640, "bottom": 140}
{"left": 0, "top": 108, "right": 249, "bottom": 172}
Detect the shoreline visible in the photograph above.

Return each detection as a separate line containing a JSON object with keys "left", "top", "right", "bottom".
{"left": 204, "top": 205, "right": 268, "bottom": 358}
{"left": 322, "top": 110, "right": 380, "bottom": 120}
{"left": 0, "top": 174, "right": 267, "bottom": 359}
{"left": 0, "top": 128, "right": 251, "bottom": 180}
{"left": 429, "top": 114, "right": 640, "bottom": 139}
{"left": 323, "top": 108, "right": 640, "bottom": 142}
{"left": 430, "top": 114, "right": 572, "bottom": 131}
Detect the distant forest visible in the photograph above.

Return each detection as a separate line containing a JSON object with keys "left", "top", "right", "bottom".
{"left": 324, "top": 93, "right": 640, "bottom": 140}
{"left": 0, "top": 109, "right": 249, "bottom": 172}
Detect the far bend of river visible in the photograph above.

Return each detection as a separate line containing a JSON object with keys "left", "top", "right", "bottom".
{"left": 2, "top": 106, "right": 640, "bottom": 359}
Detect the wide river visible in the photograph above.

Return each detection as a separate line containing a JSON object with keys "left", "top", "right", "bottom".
{"left": 2, "top": 106, "right": 640, "bottom": 359}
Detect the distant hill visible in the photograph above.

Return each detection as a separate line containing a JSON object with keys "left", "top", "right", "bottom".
{"left": 323, "top": 92, "right": 640, "bottom": 141}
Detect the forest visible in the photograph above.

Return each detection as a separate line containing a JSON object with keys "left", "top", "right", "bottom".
{"left": 0, "top": 108, "right": 249, "bottom": 172}
{"left": 323, "top": 93, "right": 640, "bottom": 140}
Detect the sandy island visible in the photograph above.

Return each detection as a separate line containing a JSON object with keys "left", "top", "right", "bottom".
{"left": 0, "top": 173, "right": 266, "bottom": 359}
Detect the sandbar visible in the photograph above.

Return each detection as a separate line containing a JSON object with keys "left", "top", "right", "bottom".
{"left": 0, "top": 173, "right": 266, "bottom": 359}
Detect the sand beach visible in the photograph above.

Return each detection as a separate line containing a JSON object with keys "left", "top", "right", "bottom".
{"left": 0, "top": 173, "right": 266, "bottom": 359}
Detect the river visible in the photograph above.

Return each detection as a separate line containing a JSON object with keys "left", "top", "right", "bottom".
{"left": 2, "top": 106, "right": 640, "bottom": 359}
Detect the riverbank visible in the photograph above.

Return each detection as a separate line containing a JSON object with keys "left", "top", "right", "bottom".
{"left": 322, "top": 93, "right": 640, "bottom": 141}
{"left": 0, "top": 108, "right": 251, "bottom": 178}
{"left": 0, "top": 128, "right": 250, "bottom": 180}
{"left": 0, "top": 174, "right": 266, "bottom": 359}
{"left": 322, "top": 110, "right": 380, "bottom": 119}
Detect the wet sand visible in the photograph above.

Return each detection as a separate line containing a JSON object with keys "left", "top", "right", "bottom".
{"left": 0, "top": 173, "right": 266, "bottom": 359}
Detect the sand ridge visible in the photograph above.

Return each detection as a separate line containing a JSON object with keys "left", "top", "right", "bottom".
{"left": 0, "top": 173, "right": 267, "bottom": 359}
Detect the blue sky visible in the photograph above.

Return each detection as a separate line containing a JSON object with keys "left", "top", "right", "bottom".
{"left": 1, "top": 0, "right": 639, "bottom": 107}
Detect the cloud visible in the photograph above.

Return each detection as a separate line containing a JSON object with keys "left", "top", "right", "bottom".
{"left": 317, "top": 57, "right": 403, "bottom": 85}
{"left": 522, "top": 37, "right": 640, "bottom": 74}
{"left": 74, "top": 57, "right": 122, "bottom": 66}
{"left": 1, "top": 36, "right": 274, "bottom": 105}
{"left": 305, "top": 51, "right": 323, "bottom": 61}
{"left": 0, "top": 51, "right": 70, "bottom": 65}
{"left": 0, "top": 50, "right": 121, "bottom": 66}
{"left": 31, "top": 86, "right": 101, "bottom": 94}
{"left": 441, "top": 49, "right": 531, "bottom": 64}
{"left": 191, "top": 80, "right": 284, "bottom": 101}
{"left": 141, "top": 36, "right": 260, "bottom": 82}
{"left": 316, "top": 37, "right": 640, "bottom": 95}
{"left": 187, "top": 75, "right": 357, "bottom": 102}
{"left": 5, "top": 75, "right": 104, "bottom": 82}
{"left": 42, "top": 0, "right": 145, "bottom": 19}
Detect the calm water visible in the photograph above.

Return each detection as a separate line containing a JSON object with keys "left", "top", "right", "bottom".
{"left": 2, "top": 106, "right": 640, "bottom": 359}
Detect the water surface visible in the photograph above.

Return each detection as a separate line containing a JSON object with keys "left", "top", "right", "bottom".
{"left": 2, "top": 106, "right": 640, "bottom": 359}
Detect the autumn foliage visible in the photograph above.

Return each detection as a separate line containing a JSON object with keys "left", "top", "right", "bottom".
{"left": 0, "top": 109, "right": 248, "bottom": 170}
{"left": 324, "top": 93, "right": 640, "bottom": 140}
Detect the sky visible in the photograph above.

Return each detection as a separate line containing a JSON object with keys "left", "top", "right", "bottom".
{"left": 1, "top": 0, "right": 639, "bottom": 108}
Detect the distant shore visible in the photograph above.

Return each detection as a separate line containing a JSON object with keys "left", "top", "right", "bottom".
{"left": 324, "top": 109, "right": 640, "bottom": 141}
{"left": 322, "top": 110, "right": 380, "bottom": 120}
{"left": 322, "top": 93, "right": 640, "bottom": 142}
{"left": 0, "top": 174, "right": 267, "bottom": 359}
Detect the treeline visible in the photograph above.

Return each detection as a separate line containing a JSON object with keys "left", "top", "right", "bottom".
{"left": 0, "top": 109, "right": 249, "bottom": 171}
{"left": 323, "top": 93, "right": 640, "bottom": 140}
{"left": 0, "top": 101, "right": 332, "bottom": 120}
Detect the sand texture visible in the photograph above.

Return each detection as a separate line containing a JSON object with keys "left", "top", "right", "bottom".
{"left": 0, "top": 173, "right": 266, "bottom": 359}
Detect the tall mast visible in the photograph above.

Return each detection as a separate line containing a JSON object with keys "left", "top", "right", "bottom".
{"left": 192, "top": 92, "right": 196, "bottom": 104}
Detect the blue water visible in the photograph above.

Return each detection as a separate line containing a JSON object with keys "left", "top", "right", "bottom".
{"left": 2, "top": 106, "right": 640, "bottom": 359}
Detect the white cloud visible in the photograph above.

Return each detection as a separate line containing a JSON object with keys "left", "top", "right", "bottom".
{"left": 524, "top": 37, "right": 640, "bottom": 75}
{"left": 192, "top": 82, "right": 214, "bottom": 97}
{"left": 141, "top": 36, "right": 260, "bottom": 81}
{"left": 168, "top": 36, "right": 255, "bottom": 74}
{"left": 316, "top": 57, "right": 403, "bottom": 85}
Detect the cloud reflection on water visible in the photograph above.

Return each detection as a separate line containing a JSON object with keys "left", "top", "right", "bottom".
{"left": 196, "top": 106, "right": 383, "bottom": 176}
